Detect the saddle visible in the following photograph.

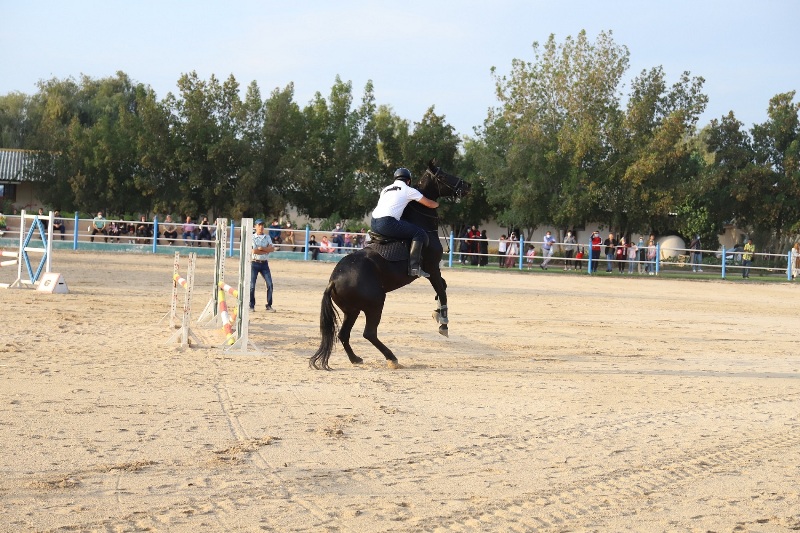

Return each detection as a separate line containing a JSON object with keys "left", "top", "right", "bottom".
{"left": 365, "top": 231, "right": 410, "bottom": 262}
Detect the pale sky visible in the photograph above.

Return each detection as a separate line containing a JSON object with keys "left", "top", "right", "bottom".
{"left": 2, "top": 0, "right": 797, "bottom": 137}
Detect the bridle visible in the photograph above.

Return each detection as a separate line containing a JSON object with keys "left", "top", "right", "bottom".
{"left": 422, "top": 167, "right": 467, "bottom": 198}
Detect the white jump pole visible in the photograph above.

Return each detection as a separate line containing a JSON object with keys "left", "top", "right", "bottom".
{"left": 223, "top": 218, "right": 262, "bottom": 355}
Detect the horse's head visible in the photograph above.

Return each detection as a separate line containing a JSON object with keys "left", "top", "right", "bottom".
{"left": 417, "top": 160, "right": 470, "bottom": 200}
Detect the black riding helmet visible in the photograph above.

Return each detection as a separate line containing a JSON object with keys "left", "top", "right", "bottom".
{"left": 394, "top": 167, "right": 412, "bottom": 183}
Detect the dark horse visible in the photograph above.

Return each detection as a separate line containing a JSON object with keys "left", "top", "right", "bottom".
{"left": 309, "top": 161, "right": 470, "bottom": 370}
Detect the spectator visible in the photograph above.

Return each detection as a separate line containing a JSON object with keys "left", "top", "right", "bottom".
{"left": 742, "top": 238, "right": 755, "bottom": 279}
{"left": 198, "top": 216, "right": 213, "bottom": 246}
{"left": 249, "top": 219, "right": 276, "bottom": 312}
{"left": 331, "top": 225, "right": 345, "bottom": 251}
{"left": 637, "top": 236, "right": 646, "bottom": 274}
{"left": 504, "top": 232, "right": 520, "bottom": 268}
{"left": 525, "top": 245, "right": 536, "bottom": 269}
{"left": 108, "top": 220, "right": 122, "bottom": 243}
{"left": 135, "top": 215, "right": 152, "bottom": 244}
{"left": 283, "top": 221, "right": 296, "bottom": 251}
{"left": 603, "top": 232, "right": 617, "bottom": 272}
{"left": 319, "top": 235, "right": 335, "bottom": 254}
{"left": 90, "top": 211, "right": 109, "bottom": 243}
{"left": 563, "top": 230, "right": 577, "bottom": 270}
{"left": 575, "top": 245, "right": 585, "bottom": 270}
{"left": 589, "top": 231, "right": 602, "bottom": 273}
{"left": 627, "top": 238, "right": 638, "bottom": 274}
{"left": 646, "top": 236, "right": 657, "bottom": 275}
{"left": 161, "top": 215, "right": 178, "bottom": 245}
{"left": 541, "top": 230, "right": 556, "bottom": 270}
{"left": 307, "top": 234, "right": 320, "bottom": 260}
{"left": 182, "top": 215, "right": 197, "bottom": 246}
{"left": 478, "top": 230, "right": 489, "bottom": 266}
{"left": 792, "top": 242, "right": 800, "bottom": 280}
{"left": 268, "top": 218, "right": 282, "bottom": 244}
{"left": 343, "top": 232, "right": 354, "bottom": 253}
{"left": 458, "top": 228, "right": 469, "bottom": 264}
{"left": 615, "top": 237, "right": 627, "bottom": 273}
{"left": 52, "top": 210, "right": 66, "bottom": 240}
{"left": 497, "top": 234, "right": 507, "bottom": 267}
{"left": 124, "top": 220, "right": 136, "bottom": 243}
{"left": 0, "top": 211, "right": 7, "bottom": 236}
{"left": 37, "top": 208, "right": 49, "bottom": 235}
{"left": 467, "top": 225, "right": 480, "bottom": 265}
{"left": 331, "top": 222, "right": 344, "bottom": 249}
{"left": 689, "top": 234, "right": 703, "bottom": 273}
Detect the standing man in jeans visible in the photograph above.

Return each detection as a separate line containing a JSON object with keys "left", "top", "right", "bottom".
{"left": 250, "top": 219, "right": 276, "bottom": 312}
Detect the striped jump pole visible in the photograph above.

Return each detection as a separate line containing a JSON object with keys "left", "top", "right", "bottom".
{"left": 197, "top": 218, "right": 229, "bottom": 327}
{"left": 165, "top": 251, "right": 201, "bottom": 349}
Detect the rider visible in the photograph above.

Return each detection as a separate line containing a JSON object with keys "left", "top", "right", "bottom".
{"left": 370, "top": 167, "right": 439, "bottom": 278}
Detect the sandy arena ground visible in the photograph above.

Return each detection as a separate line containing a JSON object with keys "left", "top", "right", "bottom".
{"left": 1, "top": 251, "right": 798, "bottom": 532}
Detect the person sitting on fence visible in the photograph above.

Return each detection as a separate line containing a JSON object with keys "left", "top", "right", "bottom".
{"left": 307, "top": 234, "right": 320, "bottom": 260}
{"left": 268, "top": 218, "right": 282, "bottom": 245}
{"left": 197, "top": 216, "right": 213, "bottom": 246}
{"left": 135, "top": 215, "right": 152, "bottom": 244}
{"left": 90, "top": 211, "right": 109, "bottom": 243}
{"left": 182, "top": 215, "right": 197, "bottom": 246}
{"left": 161, "top": 215, "right": 178, "bottom": 245}
{"left": 52, "top": 210, "right": 66, "bottom": 240}
{"left": 282, "top": 221, "right": 296, "bottom": 251}
{"left": 319, "top": 235, "right": 336, "bottom": 254}
{"left": 108, "top": 220, "right": 122, "bottom": 243}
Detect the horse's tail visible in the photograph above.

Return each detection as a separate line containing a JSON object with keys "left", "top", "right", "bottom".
{"left": 309, "top": 280, "right": 339, "bottom": 370}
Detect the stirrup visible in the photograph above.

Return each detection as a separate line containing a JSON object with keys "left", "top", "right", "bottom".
{"left": 410, "top": 267, "right": 430, "bottom": 278}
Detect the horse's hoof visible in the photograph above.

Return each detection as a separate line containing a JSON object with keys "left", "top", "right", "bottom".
{"left": 387, "top": 360, "right": 404, "bottom": 370}
{"left": 350, "top": 358, "right": 363, "bottom": 365}
{"left": 438, "top": 325, "right": 449, "bottom": 337}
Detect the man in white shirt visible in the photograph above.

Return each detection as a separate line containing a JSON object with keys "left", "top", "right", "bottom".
{"left": 250, "top": 219, "right": 276, "bottom": 312}
{"left": 370, "top": 168, "right": 439, "bottom": 277}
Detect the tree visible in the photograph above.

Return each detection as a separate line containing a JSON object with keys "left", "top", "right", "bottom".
{"left": 483, "top": 30, "right": 630, "bottom": 238}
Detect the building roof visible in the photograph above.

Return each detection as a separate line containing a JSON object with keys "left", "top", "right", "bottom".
{"left": 0, "top": 148, "right": 35, "bottom": 183}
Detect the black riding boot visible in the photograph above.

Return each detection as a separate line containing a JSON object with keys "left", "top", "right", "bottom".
{"left": 408, "top": 240, "right": 430, "bottom": 278}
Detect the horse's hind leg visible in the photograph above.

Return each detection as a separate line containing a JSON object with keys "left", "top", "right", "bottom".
{"left": 362, "top": 308, "right": 401, "bottom": 369}
{"left": 338, "top": 310, "right": 363, "bottom": 365}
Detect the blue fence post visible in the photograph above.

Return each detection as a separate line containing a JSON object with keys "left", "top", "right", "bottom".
{"left": 518, "top": 236, "right": 525, "bottom": 270}
{"left": 448, "top": 231, "right": 454, "bottom": 267}
{"left": 788, "top": 250, "right": 793, "bottom": 281}
{"left": 721, "top": 246, "right": 726, "bottom": 279}
{"left": 72, "top": 211, "right": 79, "bottom": 250}
{"left": 587, "top": 239, "right": 593, "bottom": 274}
{"left": 304, "top": 225, "right": 310, "bottom": 261}
{"left": 152, "top": 216, "right": 158, "bottom": 254}
{"left": 229, "top": 220, "right": 235, "bottom": 257}
{"left": 656, "top": 243, "right": 661, "bottom": 275}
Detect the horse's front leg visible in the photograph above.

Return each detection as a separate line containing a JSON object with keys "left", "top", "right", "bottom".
{"left": 428, "top": 274, "right": 449, "bottom": 337}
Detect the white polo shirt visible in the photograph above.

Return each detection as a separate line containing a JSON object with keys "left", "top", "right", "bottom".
{"left": 371, "top": 180, "right": 423, "bottom": 220}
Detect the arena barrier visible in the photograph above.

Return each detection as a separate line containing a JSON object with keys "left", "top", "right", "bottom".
{"left": 1, "top": 209, "right": 55, "bottom": 289}
{"left": 164, "top": 251, "right": 201, "bottom": 349}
